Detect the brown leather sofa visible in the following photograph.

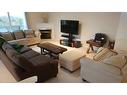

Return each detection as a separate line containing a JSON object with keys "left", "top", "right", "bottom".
{"left": 0, "top": 42, "right": 58, "bottom": 82}
{"left": 0, "top": 30, "right": 40, "bottom": 46}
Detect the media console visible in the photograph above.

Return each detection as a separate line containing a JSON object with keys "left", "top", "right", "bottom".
{"left": 60, "top": 34, "right": 82, "bottom": 48}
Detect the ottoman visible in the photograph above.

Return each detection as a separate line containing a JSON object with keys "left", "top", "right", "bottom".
{"left": 59, "top": 49, "right": 85, "bottom": 72}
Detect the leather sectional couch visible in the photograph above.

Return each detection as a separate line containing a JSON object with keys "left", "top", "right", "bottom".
{"left": 0, "top": 42, "right": 58, "bottom": 82}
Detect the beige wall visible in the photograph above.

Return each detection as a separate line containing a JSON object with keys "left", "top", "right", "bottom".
{"left": 115, "top": 13, "right": 127, "bottom": 51}
{"left": 26, "top": 12, "right": 121, "bottom": 47}
{"left": 26, "top": 12, "right": 48, "bottom": 30}
{"left": 48, "top": 12, "right": 120, "bottom": 43}
{"left": 25, "top": 12, "right": 127, "bottom": 51}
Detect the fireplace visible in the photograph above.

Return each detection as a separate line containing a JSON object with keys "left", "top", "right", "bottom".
{"left": 39, "top": 29, "right": 51, "bottom": 39}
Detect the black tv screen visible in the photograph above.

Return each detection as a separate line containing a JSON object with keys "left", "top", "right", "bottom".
{"left": 61, "top": 20, "right": 79, "bottom": 35}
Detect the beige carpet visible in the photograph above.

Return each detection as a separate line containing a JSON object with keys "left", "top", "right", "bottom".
{"left": 0, "top": 60, "right": 16, "bottom": 83}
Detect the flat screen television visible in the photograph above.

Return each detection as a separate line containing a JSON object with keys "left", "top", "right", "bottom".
{"left": 61, "top": 20, "right": 79, "bottom": 35}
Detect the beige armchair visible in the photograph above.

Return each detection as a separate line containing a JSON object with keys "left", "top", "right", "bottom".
{"left": 80, "top": 49, "right": 127, "bottom": 83}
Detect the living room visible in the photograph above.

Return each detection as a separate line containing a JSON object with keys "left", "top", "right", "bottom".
{"left": 0, "top": 12, "right": 127, "bottom": 83}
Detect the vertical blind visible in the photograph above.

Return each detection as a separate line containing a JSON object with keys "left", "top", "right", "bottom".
{"left": 0, "top": 12, "right": 28, "bottom": 32}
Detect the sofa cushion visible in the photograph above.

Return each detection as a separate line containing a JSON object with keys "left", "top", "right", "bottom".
{"left": 93, "top": 48, "right": 117, "bottom": 61}
{"left": 20, "top": 45, "right": 32, "bottom": 53}
{"left": 29, "top": 55, "right": 50, "bottom": 67}
{"left": 13, "top": 30, "right": 25, "bottom": 39}
{"left": 8, "top": 38, "right": 28, "bottom": 46}
{"left": 80, "top": 57, "right": 122, "bottom": 76}
{"left": 21, "top": 50, "right": 40, "bottom": 59}
{"left": 18, "top": 55, "right": 35, "bottom": 72}
{"left": 103, "top": 55, "right": 127, "bottom": 69}
{"left": 0, "top": 32, "right": 14, "bottom": 41}
{"left": 24, "top": 30, "right": 36, "bottom": 38}
{"left": 27, "top": 37, "right": 40, "bottom": 46}
{"left": 116, "top": 50, "right": 127, "bottom": 56}
{"left": 2, "top": 42, "right": 13, "bottom": 52}
{"left": 5, "top": 47, "right": 24, "bottom": 68}
{"left": 5, "top": 48, "right": 34, "bottom": 71}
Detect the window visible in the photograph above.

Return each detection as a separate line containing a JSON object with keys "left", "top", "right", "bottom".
{"left": 0, "top": 12, "right": 27, "bottom": 32}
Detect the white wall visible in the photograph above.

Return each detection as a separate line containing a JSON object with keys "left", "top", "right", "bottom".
{"left": 115, "top": 13, "right": 127, "bottom": 51}
{"left": 48, "top": 12, "right": 120, "bottom": 43}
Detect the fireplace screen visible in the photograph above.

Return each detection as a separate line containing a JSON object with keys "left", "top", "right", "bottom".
{"left": 39, "top": 29, "right": 51, "bottom": 39}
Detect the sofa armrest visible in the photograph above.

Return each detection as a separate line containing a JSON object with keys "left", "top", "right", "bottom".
{"left": 80, "top": 58, "right": 121, "bottom": 76}
{"left": 18, "top": 55, "right": 35, "bottom": 73}
{"left": 80, "top": 57, "right": 99, "bottom": 66}
{"left": 50, "top": 60, "right": 58, "bottom": 68}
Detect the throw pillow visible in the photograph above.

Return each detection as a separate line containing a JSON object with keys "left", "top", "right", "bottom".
{"left": 24, "top": 30, "right": 36, "bottom": 38}
{"left": 96, "top": 47, "right": 104, "bottom": 53}
{"left": 103, "top": 55, "right": 127, "bottom": 69}
{"left": 93, "top": 48, "right": 117, "bottom": 61}
{"left": 11, "top": 43, "right": 24, "bottom": 53}
{"left": 0, "top": 36, "right": 6, "bottom": 48}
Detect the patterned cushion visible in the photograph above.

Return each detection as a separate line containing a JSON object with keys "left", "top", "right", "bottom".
{"left": 13, "top": 30, "right": 25, "bottom": 39}
{"left": 24, "top": 29, "right": 36, "bottom": 38}
{"left": 0, "top": 32, "right": 14, "bottom": 41}
{"left": 93, "top": 48, "right": 117, "bottom": 61}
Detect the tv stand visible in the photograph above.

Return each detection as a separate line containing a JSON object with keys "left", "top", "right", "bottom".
{"left": 60, "top": 34, "right": 82, "bottom": 48}
{"left": 68, "top": 33, "right": 73, "bottom": 46}
{"left": 61, "top": 33, "right": 74, "bottom": 47}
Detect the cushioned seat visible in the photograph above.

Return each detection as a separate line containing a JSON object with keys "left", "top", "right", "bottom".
{"left": 20, "top": 45, "right": 32, "bottom": 53}
{"left": 80, "top": 48, "right": 127, "bottom": 83}
{"left": 21, "top": 50, "right": 40, "bottom": 59}
{"left": 9, "top": 38, "right": 29, "bottom": 45}
{"left": 29, "top": 55, "right": 58, "bottom": 82}
{"left": 29, "top": 55, "right": 51, "bottom": 66}
{"left": 60, "top": 49, "right": 85, "bottom": 72}
{"left": 80, "top": 57, "right": 122, "bottom": 83}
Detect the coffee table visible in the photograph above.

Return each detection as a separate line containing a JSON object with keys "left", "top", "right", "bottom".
{"left": 37, "top": 42, "right": 67, "bottom": 59}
